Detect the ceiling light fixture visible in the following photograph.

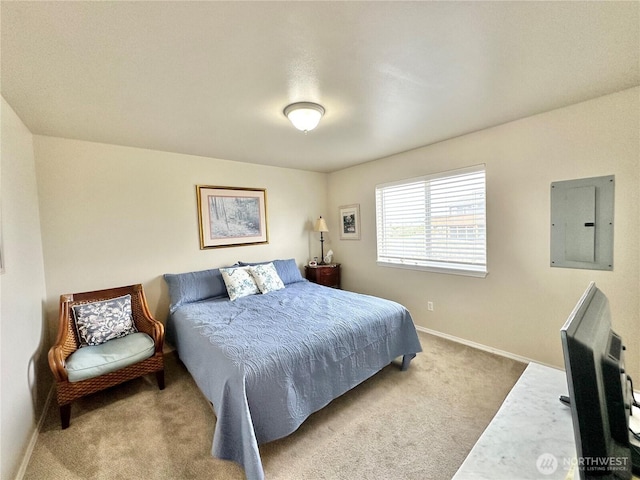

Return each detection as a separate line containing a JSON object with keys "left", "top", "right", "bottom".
{"left": 283, "top": 102, "right": 325, "bottom": 133}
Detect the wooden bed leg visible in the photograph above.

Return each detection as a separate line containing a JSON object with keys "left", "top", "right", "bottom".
{"left": 401, "top": 353, "right": 416, "bottom": 371}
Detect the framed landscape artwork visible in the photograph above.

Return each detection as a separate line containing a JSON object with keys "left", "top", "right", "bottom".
{"left": 197, "top": 186, "right": 268, "bottom": 249}
{"left": 339, "top": 204, "right": 361, "bottom": 240}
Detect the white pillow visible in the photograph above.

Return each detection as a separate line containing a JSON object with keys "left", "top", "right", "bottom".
{"left": 219, "top": 266, "right": 260, "bottom": 301}
{"left": 249, "top": 263, "right": 285, "bottom": 294}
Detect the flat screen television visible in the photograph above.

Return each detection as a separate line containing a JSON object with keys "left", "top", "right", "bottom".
{"left": 561, "top": 282, "right": 639, "bottom": 479}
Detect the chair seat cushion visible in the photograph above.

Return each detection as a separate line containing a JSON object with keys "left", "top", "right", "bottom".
{"left": 66, "top": 332, "right": 155, "bottom": 383}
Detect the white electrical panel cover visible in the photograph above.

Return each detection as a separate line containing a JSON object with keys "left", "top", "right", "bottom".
{"left": 550, "top": 175, "right": 614, "bottom": 271}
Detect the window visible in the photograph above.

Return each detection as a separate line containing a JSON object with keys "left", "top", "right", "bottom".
{"left": 375, "top": 164, "right": 487, "bottom": 277}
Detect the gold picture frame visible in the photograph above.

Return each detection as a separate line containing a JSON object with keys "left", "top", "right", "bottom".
{"left": 196, "top": 185, "right": 268, "bottom": 249}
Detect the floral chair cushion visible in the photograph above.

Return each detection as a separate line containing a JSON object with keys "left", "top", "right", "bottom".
{"left": 71, "top": 294, "right": 138, "bottom": 347}
{"left": 220, "top": 266, "right": 260, "bottom": 301}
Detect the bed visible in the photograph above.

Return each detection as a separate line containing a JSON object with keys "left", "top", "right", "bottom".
{"left": 164, "top": 259, "right": 422, "bottom": 480}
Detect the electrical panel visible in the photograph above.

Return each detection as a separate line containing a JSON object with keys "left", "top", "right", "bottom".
{"left": 550, "top": 175, "right": 614, "bottom": 271}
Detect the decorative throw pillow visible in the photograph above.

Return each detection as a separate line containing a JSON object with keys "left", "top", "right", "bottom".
{"left": 220, "top": 266, "right": 260, "bottom": 301}
{"left": 238, "top": 258, "right": 305, "bottom": 285}
{"left": 249, "top": 262, "right": 285, "bottom": 294}
{"left": 72, "top": 294, "right": 137, "bottom": 347}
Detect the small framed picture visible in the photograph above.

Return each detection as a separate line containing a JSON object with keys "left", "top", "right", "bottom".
{"left": 339, "top": 204, "right": 360, "bottom": 240}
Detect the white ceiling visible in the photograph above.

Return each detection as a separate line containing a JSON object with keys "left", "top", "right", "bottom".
{"left": 1, "top": 1, "right": 638, "bottom": 173}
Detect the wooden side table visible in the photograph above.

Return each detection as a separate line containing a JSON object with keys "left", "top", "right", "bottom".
{"left": 305, "top": 263, "right": 341, "bottom": 289}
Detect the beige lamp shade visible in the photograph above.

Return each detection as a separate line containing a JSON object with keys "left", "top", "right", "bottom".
{"left": 314, "top": 217, "right": 329, "bottom": 232}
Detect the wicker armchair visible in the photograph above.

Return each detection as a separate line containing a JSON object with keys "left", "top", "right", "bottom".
{"left": 48, "top": 284, "right": 165, "bottom": 428}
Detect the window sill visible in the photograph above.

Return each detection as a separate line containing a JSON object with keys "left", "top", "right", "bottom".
{"left": 376, "top": 260, "right": 488, "bottom": 278}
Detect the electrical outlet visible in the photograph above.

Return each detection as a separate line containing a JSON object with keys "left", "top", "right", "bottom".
{"left": 427, "top": 301, "right": 434, "bottom": 311}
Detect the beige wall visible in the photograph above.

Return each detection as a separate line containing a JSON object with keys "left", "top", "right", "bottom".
{"left": 1, "top": 98, "right": 48, "bottom": 480}
{"left": 328, "top": 87, "right": 640, "bottom": 379}
{"left": 33, "top": 136, "right": 328, "bottom": 332}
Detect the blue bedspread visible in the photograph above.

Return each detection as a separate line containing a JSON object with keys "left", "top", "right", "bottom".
{"left": 169, "top": 281, "right": 422, "bottom": 479}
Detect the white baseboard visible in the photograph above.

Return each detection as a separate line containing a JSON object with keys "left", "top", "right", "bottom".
{"left": 417, "top": 326, "right": 640, "bottom": 408}
{"left": 415, "top": 325, "right": 561, "bottom": 370}
{"left": 418, "top": 327, "right": 640, "bottom": 407}
{"left": 15, "top": 385, "right": 55, "bottom": 480}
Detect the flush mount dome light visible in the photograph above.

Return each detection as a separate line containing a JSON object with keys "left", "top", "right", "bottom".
{"left": 283, "top": 102, "right": 325, "bottom": 133}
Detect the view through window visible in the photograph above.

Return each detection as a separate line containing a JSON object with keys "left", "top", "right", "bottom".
{"left": 375, "top": 164, "right": 487, "bottom": 277}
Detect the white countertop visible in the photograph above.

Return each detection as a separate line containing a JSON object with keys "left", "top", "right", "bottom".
{"left": 453, "top": 362, "right": 576, "bottom": 480}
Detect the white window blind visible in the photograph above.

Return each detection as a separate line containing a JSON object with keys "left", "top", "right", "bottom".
{"left": 375, "top": 165, "right": 487, "bottom": 277}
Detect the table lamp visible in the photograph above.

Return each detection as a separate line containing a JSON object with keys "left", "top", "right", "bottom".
{"left": 314, "top": 216, "right": 329, "bottom": 264}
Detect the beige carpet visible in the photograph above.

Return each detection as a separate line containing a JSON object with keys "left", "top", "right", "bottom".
{"left": 24, "top": 332, "right": 526, "bottom": 480}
